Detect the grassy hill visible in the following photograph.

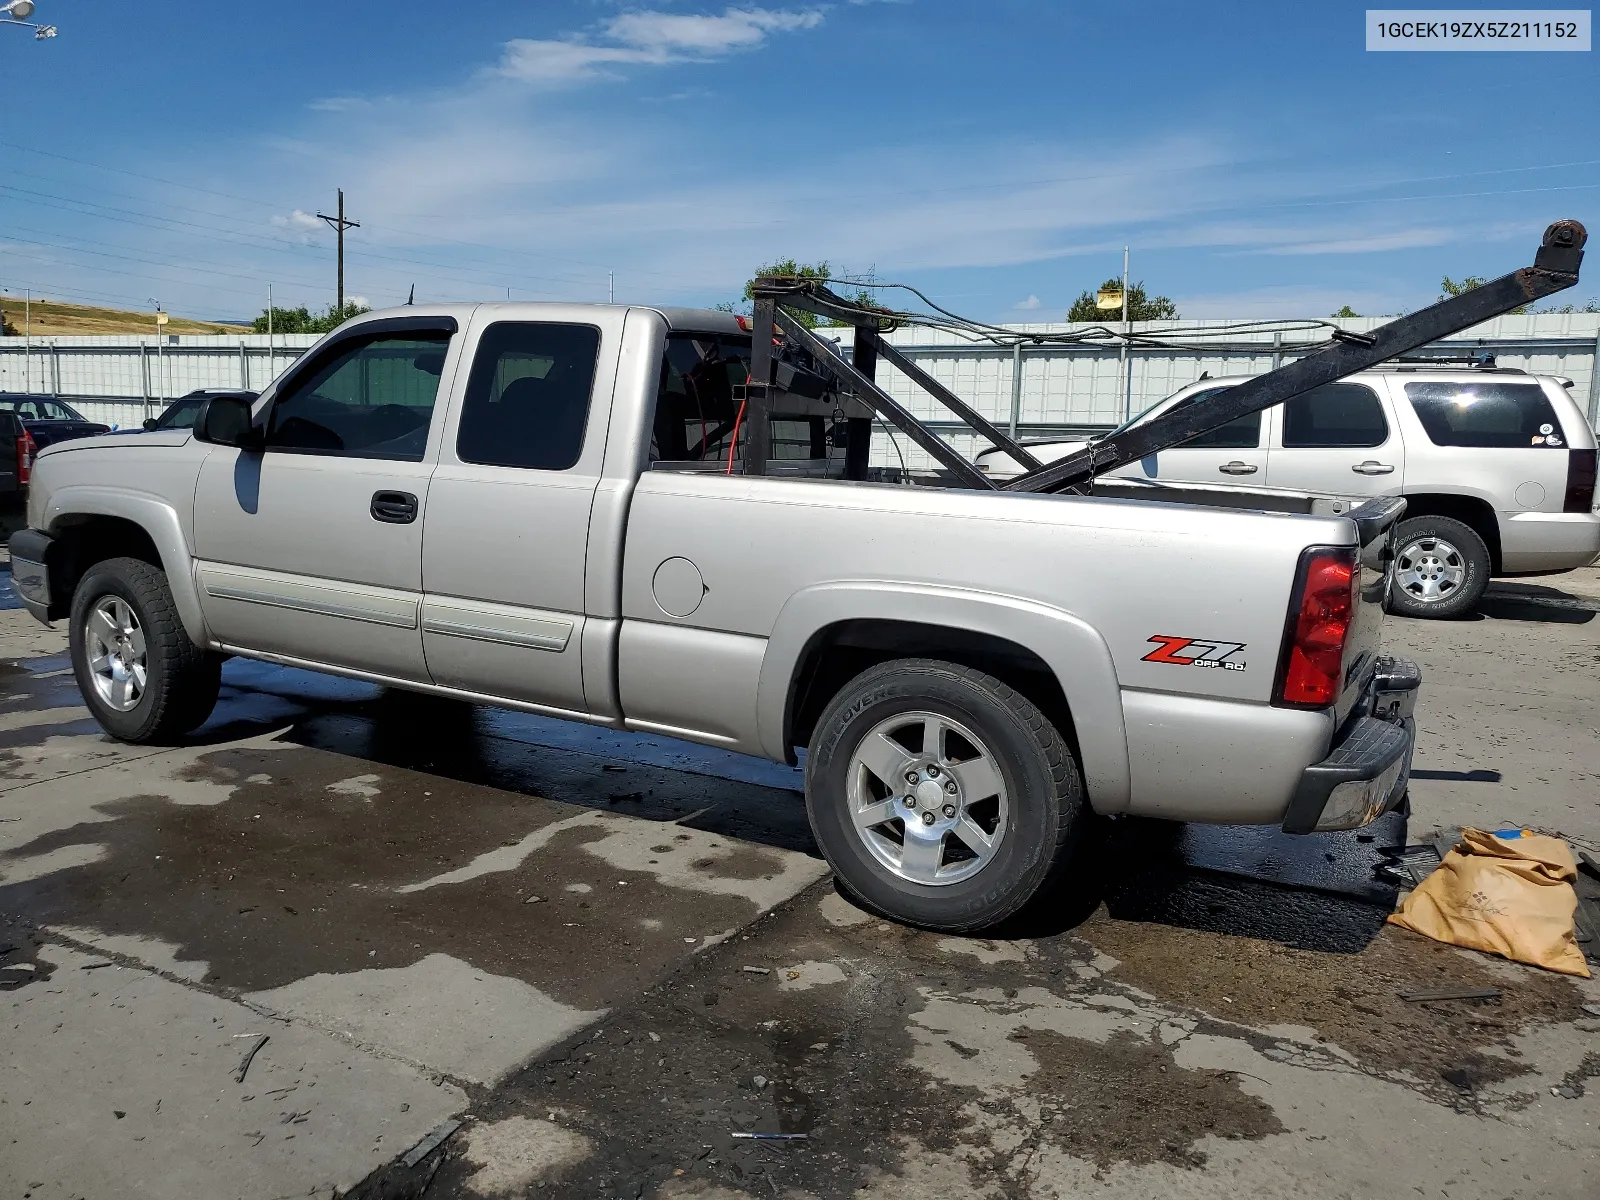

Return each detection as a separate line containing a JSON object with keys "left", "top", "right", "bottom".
{"left": 0, "top": 296, "right": 251, "bottom": 337}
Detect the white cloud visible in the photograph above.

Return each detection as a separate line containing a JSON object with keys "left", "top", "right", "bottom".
{"left": 271, "top": 209, "right": 324, "bottom": 232}
{"left": 307, "top": 96, "right": 373, "bottom": 113}
{"left": 499, "top": 6, "right": 823, "bottom": 84}
{"left": 1175, "top": 285, "right": 1398, "bottom": 319}
{"left": 1251, "top": 229, "right": 1453, "bottom": 256}
{"left": 607, "top": 7, "right": 822, "bottom": 52}
{"left": 1013, "top": 294, "right": 1041, "bottom": 310}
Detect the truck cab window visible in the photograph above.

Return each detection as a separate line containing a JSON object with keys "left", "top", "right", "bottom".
{"left": 457, "top": 322, "right": 601, "bottom": 471}
{"left": 266, "top": 333, "right": 449, "bottom": 461}
{"left": 1282, "top": 383, "right": 1388, "bottom": 448}
{"left": 653, "top": 333, "right": 753, "bottom": 463}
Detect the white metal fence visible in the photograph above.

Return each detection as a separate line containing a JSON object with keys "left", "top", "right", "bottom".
{"left": 2, "top": 315, "right": 1597, "bottom": 467}
{"left": 0, "top": 334, "right": 321, "bottom": 428}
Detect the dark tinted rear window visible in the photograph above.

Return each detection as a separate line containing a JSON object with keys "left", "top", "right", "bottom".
{"left": 1282, "top": 384, "right": 1388, "bottom": 448}
{"left": 457, "top": 322, "right": 601, "bottom": 471}
{"left": 1405, "top": 381, "right": 1565, "bottom": 448}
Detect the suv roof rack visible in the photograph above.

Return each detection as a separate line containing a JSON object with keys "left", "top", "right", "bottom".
{"left": 1370, "top": 352, "right": 1522, "bottom": 372}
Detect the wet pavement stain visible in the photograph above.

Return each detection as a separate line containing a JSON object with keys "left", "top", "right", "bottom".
{"left": 0, "top": 744, "right": 821, "bottom": 1012}
{"left": 1009, "top": 1025, "right": 1284, "bottom": 1171}
{"left": 1082, "top": 909, "right": 1586, "bottom": 1102}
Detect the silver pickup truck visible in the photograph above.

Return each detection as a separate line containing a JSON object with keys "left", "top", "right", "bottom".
{"left": 9, "top": 304, "right": 1420, "bottom": 931}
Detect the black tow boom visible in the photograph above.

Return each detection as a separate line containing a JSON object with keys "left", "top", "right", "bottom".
{"left": 745, "top": 219, "right": 1586, "bottom": 493}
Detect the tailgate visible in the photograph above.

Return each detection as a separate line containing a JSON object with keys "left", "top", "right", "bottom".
{"left": 1337, "top": 496, "right": 1406, "bottom": 724}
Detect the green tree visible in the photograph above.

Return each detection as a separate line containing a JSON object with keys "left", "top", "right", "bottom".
{"left": 1440, "top": 275, "right": 1528, "bottom": 314}
{"left": 1066, "top": 279, "right": 1177, "bottom": 323}
{"left": 1532, "top": 298, "right": 1600, "bottom": 314}
{"left": 252, "top": 300, "right": 371, "bottom": 335}
{"left": 736, "top": 259, "right": 875, "bottom": 328}
{"left": 1330, "top": 304, "right": 1361, "bottom": 318}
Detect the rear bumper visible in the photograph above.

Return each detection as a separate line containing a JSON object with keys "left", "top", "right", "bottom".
{"left": 1499, "top": 511, "right": 1600, "bottom": 573}
{"left": 1281, "top": 657, "right": 1419, "bottom": 834}
{"left": 6, "top": 527, "right": 54, "bottom": 624}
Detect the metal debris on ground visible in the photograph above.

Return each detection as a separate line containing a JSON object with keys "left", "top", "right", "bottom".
{"left": 742, "top": 966, "right": 771, "bottom": 975}
{"left": 731, "top": 1132, "right": 809, "bottom": 1140}
{"left": 1582, "top": 1003, "right": 1600, "bottom": 1018}
{"left": 399, "top": 1117, "right": 463, "bottom": 1169}
{"left": 1398, "top": 987, "right": 1503, "bottom": 1003}
{"left": 234, "top": 1034, "right": 269, "bottom": 1083}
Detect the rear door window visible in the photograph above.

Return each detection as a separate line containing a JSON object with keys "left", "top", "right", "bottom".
{"left": 456, "top": 322, "right": 602, "bottom": 471}
{"left": 1404, "top": 380, "right": 1566, "bottom": 447}
{"left": 1282, "top": 384, "right": 1388, "bottom": 448}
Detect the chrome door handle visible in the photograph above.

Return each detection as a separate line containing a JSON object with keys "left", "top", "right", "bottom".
{"left": 1218, "top": 461, "right": 1258, "bottom": 475}
{"left": 1352, "top": 461, "right": 1395, "bottom": 475}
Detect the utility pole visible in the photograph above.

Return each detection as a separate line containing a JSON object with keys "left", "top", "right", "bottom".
{"left": 608, "top": 271, "right": 614, "bottom": 304}
{"left": 316, "top": 189, "right": 360, "bottom": 312}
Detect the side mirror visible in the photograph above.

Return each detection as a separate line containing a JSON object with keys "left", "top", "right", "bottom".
{"left": 193, "top": 396, "right": 263, "bottom": 450}
{"left": 142, "top": 417, "right": 158, "bottom": 431}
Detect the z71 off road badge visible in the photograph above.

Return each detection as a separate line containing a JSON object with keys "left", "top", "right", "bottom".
{"left": 1142, "top": 635, "right": 1247, "bottom": 671}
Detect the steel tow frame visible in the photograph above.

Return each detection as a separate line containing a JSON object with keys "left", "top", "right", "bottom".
{"left": 745, "top": 219, "right": 1587, "bottom": 492}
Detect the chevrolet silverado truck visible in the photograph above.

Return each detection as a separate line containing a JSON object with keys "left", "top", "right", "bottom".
{"left": 7, "top": 303, "right": 1420, "bottom": 931}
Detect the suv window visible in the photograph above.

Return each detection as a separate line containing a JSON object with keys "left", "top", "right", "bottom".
{"left": 0, "top": 397, "right": 81, "bottom": 421}
{"left": 1404, "top": 380, "right": 1566, "bottom": 448}
{"left": 1282, "top": 383, "right": 1388, "bottom": 448}
{"left": 457, "top": 322, "right": 601, "bottom": 471}
{"left": 1169, "top": 387, "right": 1261, "bottom": 450}
{"left": 653, "top": 333, "right": 753, "bottom": 462}
{"left": 266, "top": 333, "right": 449, "bottom": 460}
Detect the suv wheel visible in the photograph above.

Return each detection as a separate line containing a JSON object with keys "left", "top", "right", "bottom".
{"left": 69, "top": 557, "right": 222, "bottom": 742}
{"left": 805, "top": 658, "right": 1088, "bottom": 933}
{"left": 1387, "top": 515, "right": 1491, "bottom": 620}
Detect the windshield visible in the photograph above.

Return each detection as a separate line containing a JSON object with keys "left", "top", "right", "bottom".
{"left": 1101, "top": 383, "right": 1225, "bottom": 439}
{"left": 0, "top": 396, "right": 84, "bottom": 421}
{"left": 156, "top": 397, "right": 207, "bottom": 430}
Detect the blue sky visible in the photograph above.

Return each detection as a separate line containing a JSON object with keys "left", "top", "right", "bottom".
{"left": 1, "top": 1, "right": 1596, "bottom": 323}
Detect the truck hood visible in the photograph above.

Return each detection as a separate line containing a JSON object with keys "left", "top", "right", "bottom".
{"left": 35, "top": 429, "right": 189, "bottom": 456}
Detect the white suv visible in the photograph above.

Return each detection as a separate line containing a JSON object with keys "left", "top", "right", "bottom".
{"left": 976, "top": 365, "right": 1600, "bottom": 618}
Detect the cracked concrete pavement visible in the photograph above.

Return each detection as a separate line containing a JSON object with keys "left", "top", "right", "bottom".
{"left": 1, "top": 563, "right": 1598, "bottom": 1198}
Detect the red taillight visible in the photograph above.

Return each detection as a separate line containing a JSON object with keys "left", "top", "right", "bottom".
{"left": 15, "top": 430, "right": 35, "bottom": 487}
{"left": 1275, "top": 548, "right": 1358, "bottom": 708}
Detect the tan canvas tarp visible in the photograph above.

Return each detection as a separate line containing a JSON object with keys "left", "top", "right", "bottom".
{"left": 1388, "top": 829, "right": 1591, "bottom": 978}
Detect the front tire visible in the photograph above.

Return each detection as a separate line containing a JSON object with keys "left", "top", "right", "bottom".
{"left": 69, "top": 557, "right": 221, "bottom": 743}
{"left": 1386, "top": 515, "right": 1490, "bottom": 619}
{"left": 805, "top": 658, "right": 1088, "bottom": 933}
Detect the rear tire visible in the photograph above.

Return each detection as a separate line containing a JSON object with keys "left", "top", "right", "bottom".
{"left": 805, "top": 658, "right": 1088, "bottom": 933}
{"left": 1386, "top": 515, "right": 1490, "bottom": 620}
{"left": 69, "top": 557, "right": 221, "bottom": 743}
